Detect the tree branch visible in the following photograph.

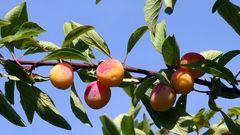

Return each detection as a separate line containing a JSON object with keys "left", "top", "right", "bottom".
{"left": 0, "top": 58, "right": 239, "bottom": 97}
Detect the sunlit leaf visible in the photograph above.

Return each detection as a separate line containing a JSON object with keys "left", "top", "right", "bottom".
{"left": 0, "top": 19, "right": 10, "bottom": 28}
{"left": 100, "top": 115, "right": 121, "bottom": 135}
{"left": 121, "top": 115, "right": 136, "bottom": 135}
{"left": 200, "top": 50, "right": 223, "bottom": 61}
{"left": 150, "top": 20, "right": 167, "bottom": 53}
{"left": 144, "top": 0, "right": 162, "bottom": 34}
{"left": 128, "top": 104, "right": 141, "bottom": 119}
{"left": 64, "top": 21, "right": 111, "bottom": 57}
{"left": 163, "top": 0, "right": 177, "bottom": 14}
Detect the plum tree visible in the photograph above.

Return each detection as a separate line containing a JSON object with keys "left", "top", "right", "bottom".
{"left": 0, "top": 1, "right": 240, "bottom": 135}
{"left": 180, "top": 52, "right": 205, "bottom": 78}
{"left": 49, "top": 63, "right": 74, "bottom": 90}
{"left": 150, "top": 83, "right": 176, "bottom": 112}
{"left": 84, "top": 81, "right": 111, "bottom": 109}
{"left": 171, "top": 69, "right": 194, "bottom": 94}
{"left": 96, "top": 58, "right": 124, "bottom": 87}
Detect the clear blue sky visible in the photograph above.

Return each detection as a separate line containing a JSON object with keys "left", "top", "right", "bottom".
{"left": 1, "top": 0, "right": 240, "bottom": 134}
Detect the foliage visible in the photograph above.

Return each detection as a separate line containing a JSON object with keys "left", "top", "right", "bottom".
{"left": 0, "top": 1, "right": 240, "bottom": 135}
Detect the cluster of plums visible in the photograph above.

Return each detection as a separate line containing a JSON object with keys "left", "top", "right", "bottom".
{"left": 150, "top": 52, "right": 205, "bottom": 111}
{"left": 49, "top": 52, "right": 205, "bottom": 111}
{"left": 49, "top": 58, "right": 124, "bottom": 109}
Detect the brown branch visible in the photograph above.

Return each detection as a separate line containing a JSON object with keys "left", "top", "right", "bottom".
{"left": 0, "top": 57, "right": 239, "bottom": 97}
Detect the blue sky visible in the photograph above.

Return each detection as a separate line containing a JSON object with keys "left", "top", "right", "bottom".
{"left": 0, "top": 0, "right": 240, "bottom": 134}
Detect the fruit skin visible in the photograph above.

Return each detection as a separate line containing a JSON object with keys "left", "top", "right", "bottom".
{"left": 171, "top": 69, "right": 194, "bottom": 94}
{"left": 150, "top": 83, "right": 176, "bottom": 112}
{"left": 49, "top": 63, "right": 74, "bottom": 90}
{"left": 180, "top": 52, "right": 205, "bottom": 78}
{"left": 84, "top": 81, "right": 111, "bottom": 109}
{"left": 96, "top": 58, "right": 124, "bottom": 87}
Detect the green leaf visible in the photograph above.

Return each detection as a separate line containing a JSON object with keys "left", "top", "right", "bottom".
{"left": 16, "top": 81, "right": 35, "bottom": 124}
{"left": 24, "top": 40, "right": 60, "bottom": 55}
{"left": 208, "top": 96, "right": 221, "bottom": 111}
{"left": 218, "top": 50, "right": 240, "bottom": 66}
{"left": 141, "top": 95, "right": 194, "bottom": 133}
{"left": 135, "top": 128, "right": 147, "bottom": 135}
{"left": 100, "top": 115, "right": 121, "bottom": 135}
{"left": 0, "top": 60, "right": 35, "bottom": 84}
{"left": 203, "top": 124, "right": 229, "bottom": 135}
{"left": 4, "top": 80, "right": 15, "bottom": 105}
{"left": 70, "top": 83, "right": 92, "bottom": 127}
{"left": 121, "top": 115, "right": 136, "bottom": 135}
{"left": 220, "top": 110, "right": 240, "bottom": 134}
{"left": 212, "top": 0, "right": 229, "bottom": 13}
{"left": 77, "top": 69, "right": 97, "bottom": 82}
{"left": 163, "top": 0, "right": 177, "bottom": 14}
{"left": 127, "top": 26, "right": 148, "bottom": 55}
{"left": 34, "top": 87, "right": 72, "bottom": 130}
{"left": 41, "top": 48, "right": 87, "bottom": 62}
{"left": 0, "top": 72, "right": 19, "bottom": 81}
{"left": 0, "top": 19, "right": 11, "bottom": 28}
{"left": 62, "top": 25, "right": 94, "bottom": 48}
{"left": 64, "top": 21, "right": 111, "bottom": 57}
{"left": 96, "top": 0, "right": 101, "bottom": 4}
{"left": 128, "top": 104, "right": 141, "bottom": 119}
{"left": 0, "top": 90, "right": 26, "bottom": 127}
{"left": 144, "top": 0, "right": 162, "bottom": 34}
{"left": 72, "top": 40, "right": 95, "bottom": 59}
{"left": 175, "top": 95, "right": 187, "bottom": 111}
{"left": 150, "top": 20, "right": 167, "bottom": 53}
{"left": 200, "top": 50, "right": 223, "bottom": 61}
{"left": 31, "top": 73, "right": 49, "bottom": 82}
{"left": 218, "top": 1, "right": 240, "bottom": 36}
{"left": 132, "top": 77, "right": 157, "bottom": 106}
{"left": 204, "top": 109, "right": 217, "bottom": 121}
{"left": 1, "top": 22, "right": 45, "bottom": 43}
{"left": 228, "top": 107, "right": 240, "bottom": 116}
{"left": 193, "top": 108, "right": 210, "bottom": 132}
{"left": 183, "top": 60, "right": 238, "bottom": 84}
{"left": 155, "top": 69, "right": 172, "bottom": 85}
{"left": 14, "top": 22, "right": 45, "bottom": 39}
{"left": 139, "top": 114, "right": 152, "bottom": 135}
{"left": 211, "top": 78, "right": 238, "bottom": 99}
{"left": 1, "top": 2, "right": 28, "bottom": 37}
{"left": 170, "top": 116, "right": 195, "bottom": 135}
{"left": 211, "top": 78, "right": 221, "bottom": 99}
{"left": 162, "top": 35, "right": 180, "bottom": 66}
{"left": 121, "top": 84, "right": 135, "bottom": 98}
